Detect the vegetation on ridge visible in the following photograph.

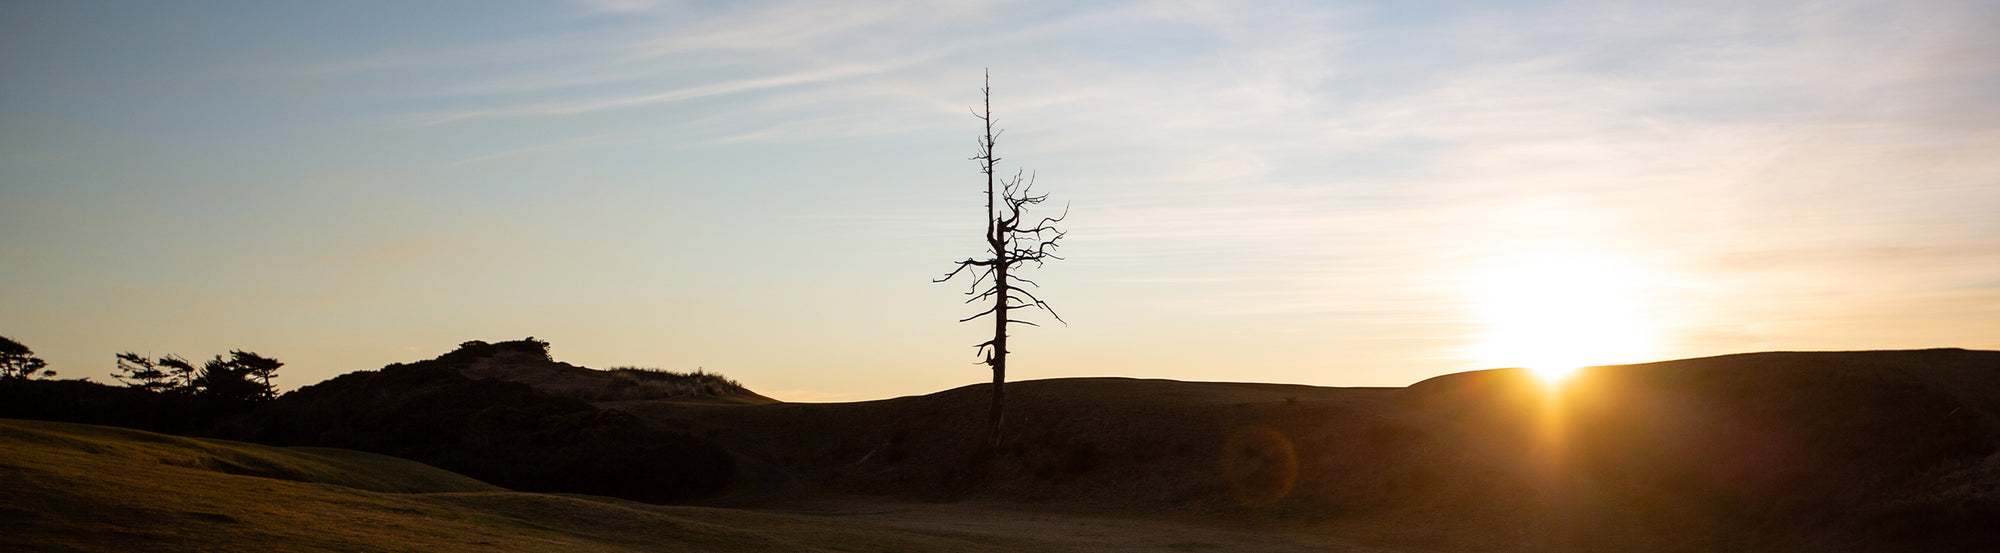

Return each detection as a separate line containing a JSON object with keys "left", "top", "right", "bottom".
{"left": 0, "top": 334, "right": 54, "bottom": 380}
{"left": 113, "top": 350, "right": 282, "bottom": 403}
{"left": 600, "top": 366, "right": 760, "bottom": 402}
{"left": 442, "top": 338, "right": 773, "bottom": 404}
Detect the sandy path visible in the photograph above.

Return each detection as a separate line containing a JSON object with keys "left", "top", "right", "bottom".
{"left": 772, "top": 500, "right": 1422, "bottom": 553}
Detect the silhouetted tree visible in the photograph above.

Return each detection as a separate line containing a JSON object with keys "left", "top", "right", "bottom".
{"left": 114, "top": 352, "right": 183, "bottom": 393}
{"left": 114, "top": 350, "right": 278, "bottom": 401}
{"left": 197, "top": 351, "right": 280, "bottom": 401}
{"left": 1, "top": 335, "right": 54, "bottom": 380}
{"left": 228, "top": 350, "right": 282, "bottom": 400}
{"left": 937, "top": 72, "right": 1068, "bottom": 448}
{"left": 157, "top": 355, "right": 197, "bottom": 391}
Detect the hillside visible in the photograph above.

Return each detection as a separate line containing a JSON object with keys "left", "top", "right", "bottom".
{"left": 0, "top": 418, "right": 1382, "bottom": 553}
{"left": 246, "top": 342, "right": 739, "bottom": 502}
{"left": 9, "top": 348, "right": 1998, "bottom": 551}
{"left": 613, "top": 349, "right": 2000, "bottom": 552}
{"left": 0, "top": 339, "right": 748, "bottom": 504}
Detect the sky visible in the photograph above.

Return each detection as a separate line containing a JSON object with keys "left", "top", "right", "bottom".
{"left": 4, "top": 0, "right": 1997, "bottom": 402}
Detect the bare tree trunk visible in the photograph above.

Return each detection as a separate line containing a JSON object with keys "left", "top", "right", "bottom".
{"left": 981, "top": 73, "right": 1008, "bottom": 449}
{"left": 939, "top": 70, "right": 1065, "bottom": 451}
{"left": 990, "top": 264, "right": 1008, "bottom": 448}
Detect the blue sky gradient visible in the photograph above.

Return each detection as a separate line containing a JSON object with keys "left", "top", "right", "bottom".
{"left": 5, "top": 0, "right": 1998, "bottom": 400}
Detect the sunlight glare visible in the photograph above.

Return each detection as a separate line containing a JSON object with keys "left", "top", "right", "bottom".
{"left": 1530, "top": 365, "right": 1579, "bottom": 383}
{"left": 1468, "top": 252, "right": 1658, "bottom": 382}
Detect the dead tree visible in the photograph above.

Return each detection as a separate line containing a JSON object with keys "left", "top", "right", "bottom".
{"left": 937, "top": 72, "right": 1067, "bottom": 448}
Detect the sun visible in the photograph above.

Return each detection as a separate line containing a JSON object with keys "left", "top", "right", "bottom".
{"left": 1468, "top": 253, "right": 1657, "bottom": 383}
{"left": 1528, "top": 365, "right": 1580, "bottom": 383}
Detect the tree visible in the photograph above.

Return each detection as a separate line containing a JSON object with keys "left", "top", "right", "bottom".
{"left": 225, "top": 350, "right": 282, "bottom": 400}
{"left": 115, "top": 352, "right": 197, "bottom": 393}
{"left": 114, "top": 352, "right": 182, "bottom": 392}
{"left": 1, "top": 335, "right": 54, "bottom": 380}
{"left": 937, "top": 72, "right": 1068, "bottom": 448}
{"left": 114, "top": 349, "right": 279, "bottom": 401}
{"left": 193, "top": 354, "right": 263, "bottom": 403}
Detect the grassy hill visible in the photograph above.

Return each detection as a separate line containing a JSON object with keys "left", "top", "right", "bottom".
{"left": 2, "top": 417, "right": 1403, "bottom": 552}
{"left": 0, "top": 339, "right": 757, "bottom": 504}
{"left": 615, "top": 349, "right": 2000, "bottom": 552}
{"left": 10, "top": 348, "right": 1998, "bottom": 551}
{"left": 240, "top": 340, "right": 743, "bottom": 503}
{"left": 0, "top": 418, "right": 1053, "bottom": 553}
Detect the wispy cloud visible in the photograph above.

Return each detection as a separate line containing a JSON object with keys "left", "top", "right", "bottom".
{"left": 568, "top": 0, "right": 671, "bottom": 14}
{"left": 450, "top": 131, "right": 645, "bottom": 166}
{"left": 418, "top": 60, "right": 917, "bottom": 124}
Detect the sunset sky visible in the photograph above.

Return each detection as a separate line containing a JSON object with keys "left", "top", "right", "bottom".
{"left": 4, "top": 1, "right": 1997, "bottom": 401}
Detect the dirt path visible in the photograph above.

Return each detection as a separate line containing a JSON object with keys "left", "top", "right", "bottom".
{"left": 768, "top": 499, "right": 1423, "bottom": 553}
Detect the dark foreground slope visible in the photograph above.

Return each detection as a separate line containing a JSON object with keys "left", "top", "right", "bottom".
{"left": 1, "top": 418, "right": 1383, "bottom": 553}
{"left": 0, "top": 419, "right": 950, "bottom": 552}
{"left": 615, "top": 349, "right": 2000, "bottom": 552}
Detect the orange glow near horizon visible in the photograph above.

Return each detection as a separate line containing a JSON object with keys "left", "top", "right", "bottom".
{"left": 1468, "top": 252, "right": 1660, "bottom": 382}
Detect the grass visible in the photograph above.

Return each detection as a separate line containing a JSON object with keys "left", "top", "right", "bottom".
{"left": 0, "top": 418, "right": 1003, "bottom": 552}
{"left": 0, "top": 417, "right": 1385, "bottom": 552}
{"left": 600, "top": 366, "right": 779, "bottom": 404}
{"left": 0, "top": 418, "right": 498, "bottom": 494}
